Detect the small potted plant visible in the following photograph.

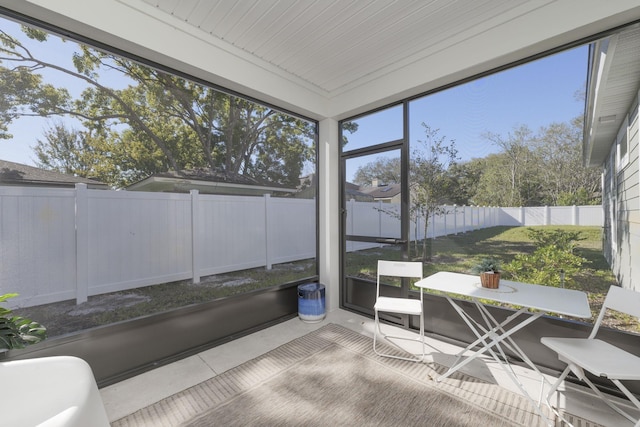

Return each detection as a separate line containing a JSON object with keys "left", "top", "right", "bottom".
{"left": 472, "top": 257, "right": 501, "bottom": 289}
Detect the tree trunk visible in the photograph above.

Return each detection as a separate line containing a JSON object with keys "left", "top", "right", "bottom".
{"left": 422, "top": 217, "right": 432, "bottom": 262}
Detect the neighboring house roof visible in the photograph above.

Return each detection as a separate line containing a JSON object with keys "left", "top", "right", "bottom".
{"left": 126, "top": 168, "right": 297, "bottom": 196}
{"left": 359, "top": 183, "right": 401, "bottom": 202}
{"left": 0, "top": 159, "right": 108, "bottom": 189}
{"left": 299, "top": 174, "right": 374, "bottom": 201}
{"left": 344, "top": 181, "right": 374, "bottom": 202}
{"left": 584, "top": 24, "right": 640, "bottom": 167}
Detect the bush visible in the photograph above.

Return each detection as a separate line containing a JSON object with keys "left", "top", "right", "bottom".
{"left": 525, "top": 227, "right": 584, "bottom": 253}
{"left": 502, "top": 228, "right": 588, "bottom": 288}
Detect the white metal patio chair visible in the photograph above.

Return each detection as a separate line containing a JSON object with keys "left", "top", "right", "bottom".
{"left": 373, "top": 260, "right": 425, "bottom": 362}
{"left": 541, "top": 285, "right": 640, "bottom": 426}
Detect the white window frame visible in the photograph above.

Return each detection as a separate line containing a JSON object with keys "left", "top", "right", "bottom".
{"left": 617, "top": 115, "right": 629, "bottom": 170}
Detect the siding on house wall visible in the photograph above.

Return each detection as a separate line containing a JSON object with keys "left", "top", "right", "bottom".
{"left": 626, "top": 110, "right": 640, "bottom": 291}
{"left": 604, "top": 94, "right": 640, "bottom": 291}
{"left": 621, "top": 112, "right": 639, "bottom": 213}
{"left": 603, "top": 152, "right": 614, "bottom": 266}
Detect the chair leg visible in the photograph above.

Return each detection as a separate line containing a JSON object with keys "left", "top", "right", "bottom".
{"left": 609, "top": 379, "right": 640, "bottom": 427}
{"left": 545, "top": 366, "right": 570, "bottom": 405}
{"left": 547, "top": 366, "right": 640, "bottom": 426}
{"left": 419, "top": 311, "right": 425, "bottom": 360}
{"left": 544, "top": 366, "right": 579, "bottom": 427}
{"left": 373, "top": 310, "right": 380, "bottom": 352}
{"left": 581, "top": 376, "right": 640, "bottom": 425}
{"left": 373, "top": 310, "right": 424, "bottom": 362}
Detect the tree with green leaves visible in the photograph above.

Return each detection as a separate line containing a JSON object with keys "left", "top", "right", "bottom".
{"left": 352, "top": 157, "right": 401, "bottom": 187}
{"left": 446, "top": 157, "right": 486, "bottom": 206}
{"left": 477, "top": 125, "right": 541, "bottom": 206}
{"left": 340, "top": 121, "right": 359, "bottom": 148}
{"left": 411, "top": 124, "right": 458, "bottom": 261}
{"left": 467, "top": 119, "right": 600, "bottom": 207}
{"left": 533, "top": 116, "right": 601, "bottom": 206}
{"left": 33, "top": 121, "right": 95, "bottom": 175}
{"left": 0, "top": 28, "right": 57, "bottom": 140}
{"left": 0, "top": 26, "right": 314, "bottom": 188}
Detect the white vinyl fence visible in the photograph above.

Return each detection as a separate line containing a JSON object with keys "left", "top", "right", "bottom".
{"left": 0, "top": 185, "right": 315, "bottom": 308}
{"left": 345, "top": 201, "right": 602, "bottom": 251}
{"left": 0, "top": 185, "right": 603, "bottom": 308}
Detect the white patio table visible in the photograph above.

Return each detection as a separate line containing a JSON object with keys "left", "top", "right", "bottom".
{"left": 416, "top": 271, "right": 592, "bottom": 425}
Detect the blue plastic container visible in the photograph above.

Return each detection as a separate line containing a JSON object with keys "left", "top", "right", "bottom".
{"left": 297, "top": 282, "right": 326, "bottom": 323}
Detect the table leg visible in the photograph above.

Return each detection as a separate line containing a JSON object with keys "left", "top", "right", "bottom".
{"left": 437, "top": 298, "right": 554, "bottom": 426}
{"left": 438, "top": 299, "right": 530, "bottom": 380}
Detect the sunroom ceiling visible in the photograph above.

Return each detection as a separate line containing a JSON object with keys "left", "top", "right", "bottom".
{"left": 140, "top": 0, "right": 528, "bottom": 96}
{"left": 3, "top": 1, "right": 640, "bottom": 120}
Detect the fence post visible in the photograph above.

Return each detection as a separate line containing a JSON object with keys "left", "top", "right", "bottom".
{"left": 462, "top": 205, "right": 466, "bottom": 233}
{"left": 468, "top": 205, "right": 471, "bottom": 232}
{"left": 544, "top": 206, "right": 550, "bottom": 225}
{"left": 472, "top": 206, "right": 476, "bottom": 230}
{"left": 265, "top": 194, "right": 272, "bottom": 270}
{"left": 453, "top": 204, "right": 458, "bottom": 235}
{"left": 443, "top": 206, "right": 447, "bottom": 237}
{"left": 483, "top": 206, "right": 486, "bottom": 228}
{"left": 75, "top": 183, "right": 89, "bottom": 305}
{"left": 520, "top": 206, "right": 525, "bottom": 225}
{"left": 431, "top": 213, "right": 435, "bottom": 238}
{"left": 191, "top": 190, "right": 201, "bottom": 284}
{"left": 473, "top": 206, "right": 476, "bottom": 230}
{"left": 572, "top": 205, "right": 579, "bottom": 225}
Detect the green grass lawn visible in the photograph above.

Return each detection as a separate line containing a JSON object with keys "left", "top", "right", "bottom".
{"left": 349, "top": 225, "right": 608, "bottom": 277}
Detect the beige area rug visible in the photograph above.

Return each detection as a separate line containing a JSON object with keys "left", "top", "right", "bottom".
{"left": 112, "top": 324, "right": 603, "bottom": 427}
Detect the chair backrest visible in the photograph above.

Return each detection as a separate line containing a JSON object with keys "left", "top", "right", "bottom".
{"left": 590, "top": 285, "right": 640, "bottom": 339}
{"left": 376, "top": 260, "right": 423, "bottom": 297}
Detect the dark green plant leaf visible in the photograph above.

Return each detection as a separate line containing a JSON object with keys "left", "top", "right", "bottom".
{"left": 0, "top": 294, "right": 47, "bottom": 350}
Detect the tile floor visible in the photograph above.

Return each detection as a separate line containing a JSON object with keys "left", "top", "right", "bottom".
{"left": 100, "top": 309, "right": 636, "bottom": 426}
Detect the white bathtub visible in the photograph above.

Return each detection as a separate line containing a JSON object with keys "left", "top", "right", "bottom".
{"left": 0, "top": 355, "right": 110, "bottom": 427}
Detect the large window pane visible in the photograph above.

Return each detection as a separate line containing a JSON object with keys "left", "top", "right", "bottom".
{"left": 341, "top": 35, "right": 638, "bottom": 333}
{"left": 0, "top": 16, "right": 317, "bottom": 339}
{"left": 404, "top": 45, "right": 628, "bottom": 328}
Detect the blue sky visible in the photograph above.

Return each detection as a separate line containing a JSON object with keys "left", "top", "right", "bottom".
{"left": 1, "top": 17, "right": 130, "bottom": 166}
{"left": 1, "top": 16, "right": 588, "bottom": 175}
{"left": 411, "top": 46, "right": 587, "bottom": 161}
{"left": 344, "top": 45, "right": 588, "bottom": 181}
